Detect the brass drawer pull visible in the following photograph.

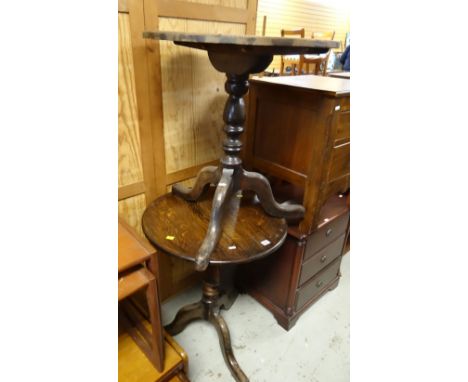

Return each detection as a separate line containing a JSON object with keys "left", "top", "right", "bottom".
{"left": 326, "top": 228, "right": 333, "bottom": 237}
{"left": 320, "top": 255, "right": 327, "bottom": 263}
{"left": 316, "top": 280, "right": 324, "bottom": 288}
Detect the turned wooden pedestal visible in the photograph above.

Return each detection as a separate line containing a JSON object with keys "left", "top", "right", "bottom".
{"left": 142, "top": 189, "right": 287, "bottom": 382}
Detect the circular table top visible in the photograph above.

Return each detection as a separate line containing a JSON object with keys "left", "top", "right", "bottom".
{"left": 142, "top": 189, "right": 287, "bottom": 265}
{"left": 143, "top": 31, "right": 339, "bottom": 55}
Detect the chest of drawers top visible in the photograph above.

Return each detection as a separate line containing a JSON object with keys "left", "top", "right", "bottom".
{"left": 250, "top": 74, "right": 350, "bottom": 97}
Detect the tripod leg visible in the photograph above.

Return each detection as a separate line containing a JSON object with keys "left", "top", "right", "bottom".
{"left": 194, "top": 168, "right": 235, "bottom": 271}
{"left": 164, "top": 301, "right": 204, "bottom": 336}
{"left": 172, "top": 165, "right": 221, "bottom": 201}
{"left": 210, "top": 314, "right": 249, "bottom": 382}
{"left": 240, "top": 169, "right": 305, "bottom": 221}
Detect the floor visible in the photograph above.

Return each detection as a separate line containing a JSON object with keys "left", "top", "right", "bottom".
{"left": 162, "top": 253, "right": 350, "bottom": 382}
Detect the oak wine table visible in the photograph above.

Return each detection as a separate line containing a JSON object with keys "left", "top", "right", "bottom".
{"left": 142, "top": 189, "right": 287, "bottom": 382}
{"left": 142, "top": 31, "right": 339, "bottom": 271}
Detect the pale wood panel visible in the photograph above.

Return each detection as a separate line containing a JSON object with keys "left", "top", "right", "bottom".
{"left": 119, "top": 320, "right": 184, "bottom": 381}
{"left": 118, "top": 0, "right": 128, "bottom": 13}
{"left": 118, "top": 193, "right": 147, "bottom": 237}
{"left": 159, "top": 17, "right": 245, "bottom": 174}
{"left": 118, "top": 13, "right": 144, "bottom": 187}
{"left": 256, "top": 0, "right": 350, "bottom": 72}
{"left": 185, "top": 0, "right": 247, "bottom": 8}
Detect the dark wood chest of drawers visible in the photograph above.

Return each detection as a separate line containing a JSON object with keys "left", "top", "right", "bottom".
{"left": 240, "top": 195, "right": 349, "bottom": 330}
{"left": 239, "top": 74, "right": 350, "bottom": 330}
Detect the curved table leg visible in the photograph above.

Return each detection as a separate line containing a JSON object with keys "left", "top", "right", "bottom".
{"left": 240, "top": 169, "right": 305, "bottom": 221}
{"left": 164, "top": 301, "right": 204, "bottom": 336}
{"left": 210, "top": 314, "right": 249, "bottom": 382}
{"left": 195, "top": 168, "right": 235, "bottom": 271}
{"left": 172, "top": 165, "right": 221, "bottom": 201}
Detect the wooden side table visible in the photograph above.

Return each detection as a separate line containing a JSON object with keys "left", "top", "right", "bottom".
{"left": 142, "top": 32, "right": 339, "bottom": 271}
{"left": 142, "top": 189, "right": 287, "bottom": 382}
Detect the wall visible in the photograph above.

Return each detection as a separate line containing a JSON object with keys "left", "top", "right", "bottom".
{"left": 256, "top": 0, "right": 350, "bottom": 72}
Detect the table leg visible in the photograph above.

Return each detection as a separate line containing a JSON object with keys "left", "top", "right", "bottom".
{"left": 172, "top": 165, "right": 221, "bottom": 201}
{"left": 194, "top": 168, "right": 235, "bottom": 271}
{"left": 165, "top": 301, "right": 204, "bottom": 336}
{"left": 165, "top": 266, "right": 248, "bottom": 382}
{"left": 210, "top": 314, "right": 249, "bottom": 382}
{"left": 240, "top": 169, "right": 305, "bottom": 220}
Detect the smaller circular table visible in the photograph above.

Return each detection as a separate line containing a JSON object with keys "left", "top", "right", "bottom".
{"left": 142, "top": 188, "right": 287, "bottom": 382}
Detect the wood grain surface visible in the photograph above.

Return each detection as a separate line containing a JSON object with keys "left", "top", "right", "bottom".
{"left": 118, "top": 13, "right": 144, "bottom": 187}
{"left": 142, "top": 188, "right": 287, "bottom": 264}
{"left": 120, "top": 0, "right": 259, "bottom": 300}
{"left": 251, "top": 74, "right": 350, "bottom": 96}
{"left": 118, "top": 193, "right": 147, "bottom": 237}
{"left": 119, "top": 319, "right": 185, "bottom": 381}
{"left": 158, "top": 18, "right": 245, "bottom": 175}
{"left": 118, "top": 218, "right": 155, "bottom": 272}
{"left": 146, "top": 30, "right": 339, "bottom": 49}
{"left": 118, "top": 268, "right": 153, "bottom": 301}
{"left": 184, "top": 0, "right": 247, "bottom": 8}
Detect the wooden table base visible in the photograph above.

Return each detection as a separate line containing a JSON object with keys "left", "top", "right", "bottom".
{"left": 172, "top": 69, "right": 305, "bottom": 271}
{"left": 165, "top": 265, "right": 248, "bottom": 382}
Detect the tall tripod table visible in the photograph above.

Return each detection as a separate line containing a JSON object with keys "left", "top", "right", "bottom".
{"left": 143, "top": 32, "right": 339, "bottom": 271}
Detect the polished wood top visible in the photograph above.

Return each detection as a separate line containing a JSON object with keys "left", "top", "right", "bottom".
{"left": 143, "top": 31, "right": 339, "bottom": 55}
{"left": 142, "top": 189, "right": 287, "bottom": 265}
{"left": 251, "top": 74, "right": 350, "bottom": 96}
{"left": 118, "top": 218, "right": 155, "bottom": 273}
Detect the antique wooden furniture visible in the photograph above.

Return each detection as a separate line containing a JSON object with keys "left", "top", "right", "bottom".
{"left": 142, "top": 189, "right": 287, "bottom": 382}
{"left": 118, "top": 0, "right": 259, "bottom": 301}
{"left": 241, "top": 74, "right": 350, "bottom": 329}
{"left": 240, "top": 193, "right": 349, "bottom": 330}
{"left": 143, "top": 31, "right": 339, "bottom": 271}
{"left": 118, "top": 218, "right": 164, "bottom": 371}
{"left": 279, "top": 28, "right": 305, "bottom": 75}
{"left": 119, "top": 315, "right": 189, "bottom": 381}
{"left": 245, "top": 74, "right": 350, "bottom": 234}
{"left": 119, "top": 218, "right": 189, "bottom": 381}
{"left": 299, "top": 31, "right": 336, "bottom": 76}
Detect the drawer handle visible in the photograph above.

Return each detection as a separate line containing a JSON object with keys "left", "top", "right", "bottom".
{"left": 326, "top": 228, "right": 333, "bottom": 237}
{"left": 320, "top": 255, "right": 327, "bottom": 263}
{"left": 316, "top": 280, "right": 324, "bottom": 288}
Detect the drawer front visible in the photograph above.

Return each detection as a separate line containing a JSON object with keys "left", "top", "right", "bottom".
{"left": 328, "top": 143, "right": 350, "bottom": 182}
{"left": 304, "top": 212, "right": 349, "bottom": 261}
{"left": 299, "top": 234, "right": 345, "bottom": 286}
{"left": 295, "top": 257, "right": 341, "bottom": 310}
{"left": 335, "top": 111, "right": 350, "bottom": 146}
